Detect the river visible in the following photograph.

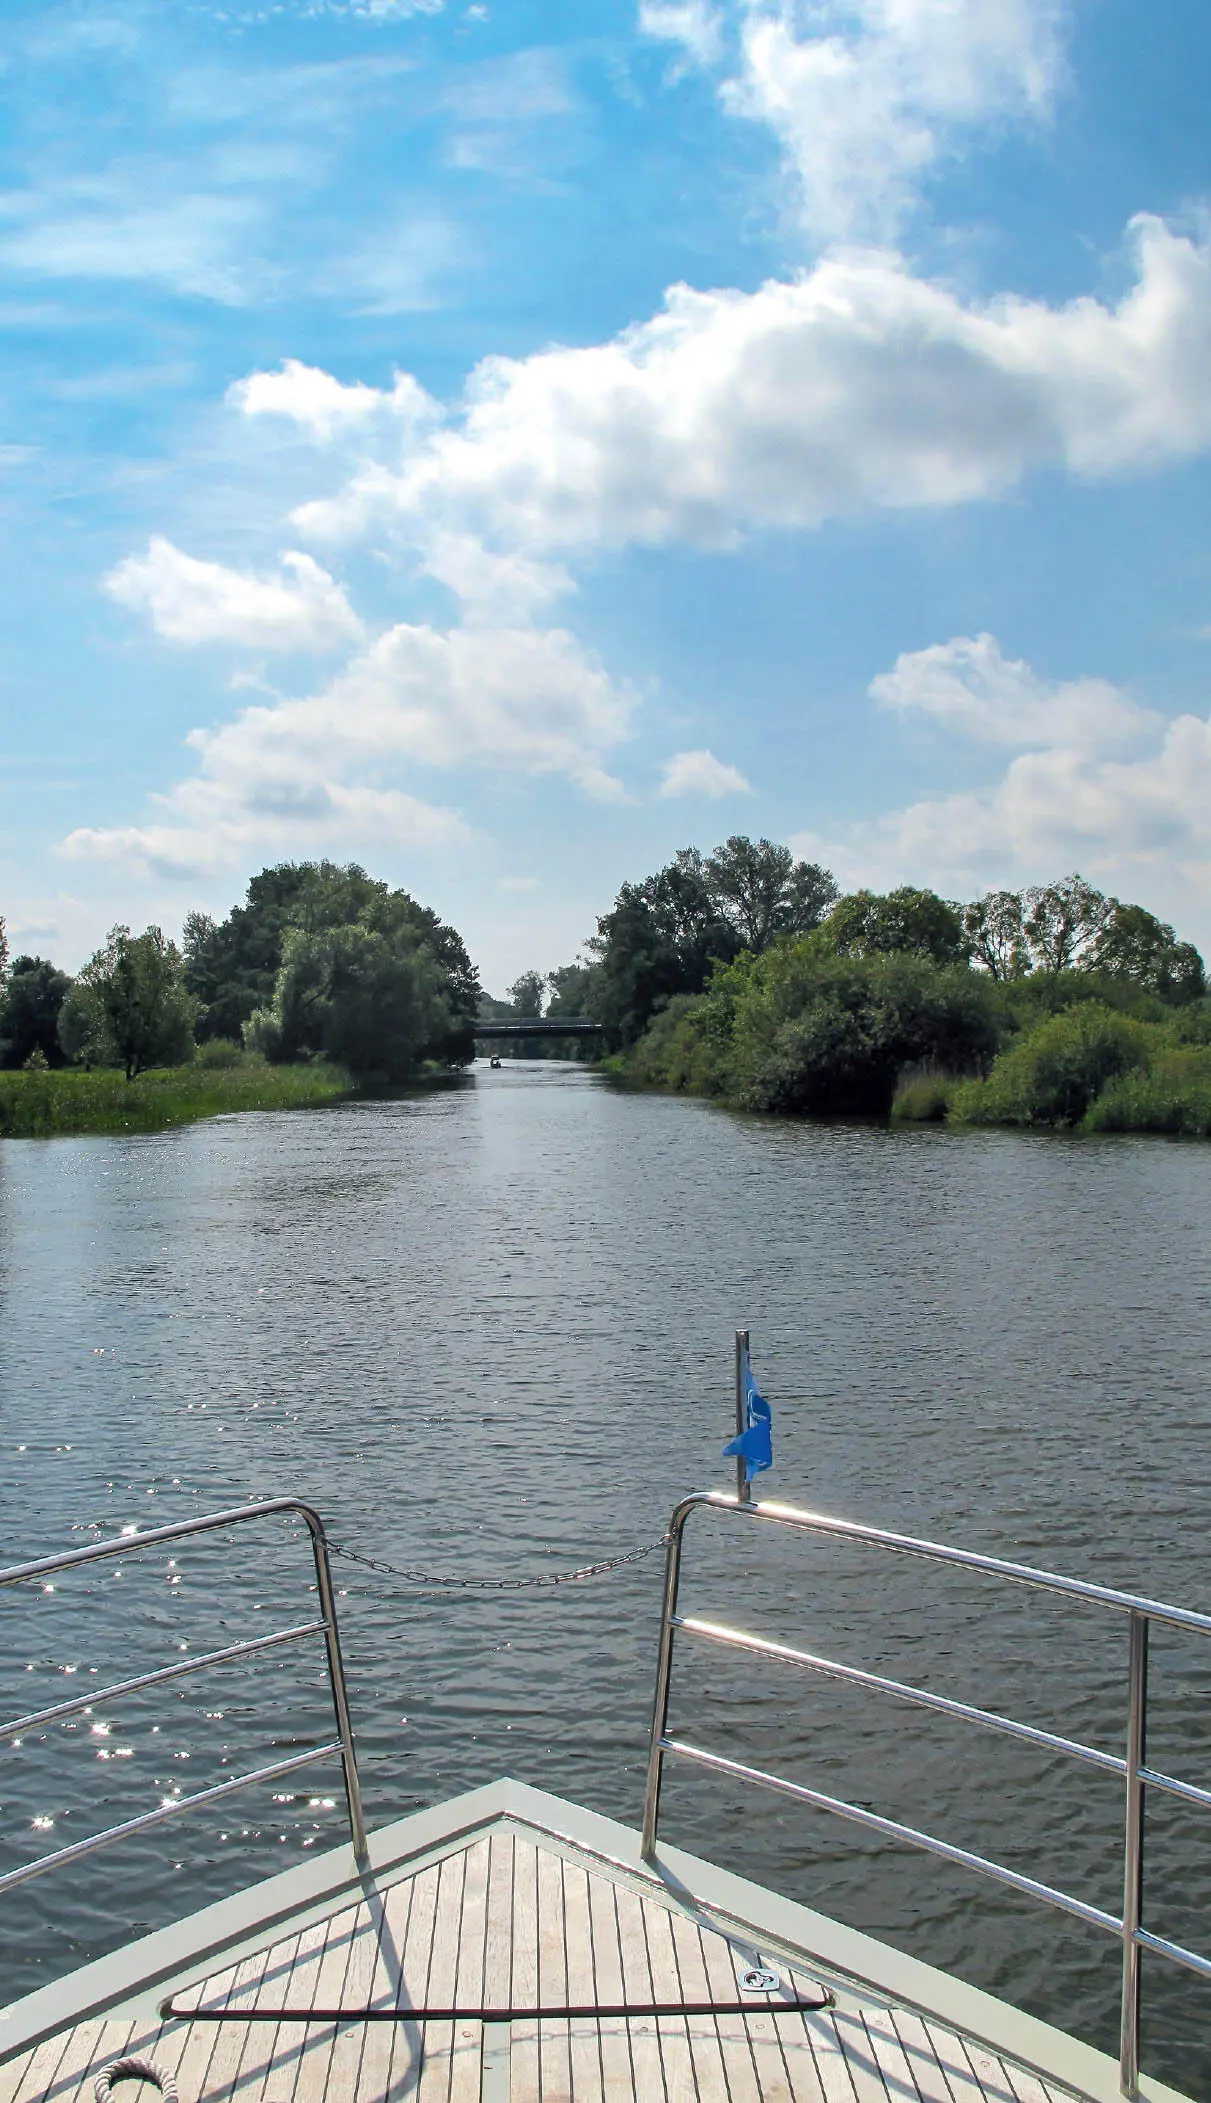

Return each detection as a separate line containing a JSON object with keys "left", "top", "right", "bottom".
{"left": 2, "top": 1063, "right": 1210, "bottom": 2092}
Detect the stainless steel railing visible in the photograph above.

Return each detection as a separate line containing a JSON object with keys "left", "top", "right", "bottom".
{"left": 640, "top": 1490, "right": 1211, "bottom": 2100}
{"left": 0, "top": 1498, "right": 368, "bottom": 1896}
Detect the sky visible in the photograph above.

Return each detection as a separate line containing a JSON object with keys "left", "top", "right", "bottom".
{"left": 3, "top": 0, "right": 1211, "bottom": 993}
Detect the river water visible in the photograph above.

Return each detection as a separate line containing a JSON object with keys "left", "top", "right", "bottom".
{"left": 3, "top": 1063, "right": 1211, "bottom": 2092}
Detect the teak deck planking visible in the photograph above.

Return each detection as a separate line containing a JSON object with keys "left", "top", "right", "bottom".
{"left": 1, "top": 1830, "right": 1084, "bottom": 2103}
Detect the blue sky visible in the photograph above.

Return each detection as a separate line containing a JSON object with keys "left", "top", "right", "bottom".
{"left": 3, "top": 0, "right": 1211, "bottom": 990}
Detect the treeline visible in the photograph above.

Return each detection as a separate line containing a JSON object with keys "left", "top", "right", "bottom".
{"left": 0, "top": 862, "right": 481, "bottom": 1083}
{"left": 521, "top": 843, "right": 1211, "bottom": 1133}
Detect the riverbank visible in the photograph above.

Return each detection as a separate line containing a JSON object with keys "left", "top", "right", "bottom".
{"left": 621, "top": 937, "right": 1211, "bottom": 1135}
{"left": 0, "top": 1058, "right": 350, "bottom": 1137}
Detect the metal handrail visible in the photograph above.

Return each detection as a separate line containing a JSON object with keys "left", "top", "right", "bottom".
{"left": 0, "top": 1498, "right": 368, "bottom": 1892}
{"left": 641, "top": 1490, "right": 1211, "bottom": 2100}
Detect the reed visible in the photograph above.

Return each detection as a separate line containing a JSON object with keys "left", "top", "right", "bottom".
{"left": 890, "top": 1069, "right": 956, "bottom": 1122}
{"left": 0, "top": 1059, "right": 349, "bottom": 1139}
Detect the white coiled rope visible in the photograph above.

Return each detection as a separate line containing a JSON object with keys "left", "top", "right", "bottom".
{"left": 93, "top": 2056, "right": 179, "bottom": 2103}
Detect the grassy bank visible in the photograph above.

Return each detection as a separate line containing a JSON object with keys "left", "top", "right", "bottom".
{"left": 0, "top": 1059, "right": 350, "bottom": 1138}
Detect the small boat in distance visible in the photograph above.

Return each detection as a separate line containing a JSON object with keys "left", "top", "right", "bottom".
{"left": 0, "top": 1487, "right": 1203, "bottom": 2103}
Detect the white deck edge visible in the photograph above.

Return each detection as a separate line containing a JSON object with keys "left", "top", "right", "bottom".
{"left": 0, "top": 1777, "right": 1194, "bottom": 2103}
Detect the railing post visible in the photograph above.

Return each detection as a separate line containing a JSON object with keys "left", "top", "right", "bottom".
{"left": 735, "top": 1329, "right": 751, "bottom": 1506}
{"left": 641, "top": 1514, "right": 689, "bottom": 1860}
{"left": 307, "top": 1517, "right": 369, "bottom": 1866}
{"left": 1120, "top": 1610, "right": 1148, "bottom": 2097}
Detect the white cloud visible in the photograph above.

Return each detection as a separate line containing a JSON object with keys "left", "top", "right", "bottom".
{"left": 639, "top": 1, "right": 725, "bottom": 69}
{"left": 105, "top": 538, "right": 364, "bottom": 651}
{"left": 63, "top": 621, "right": 633, "bottom": 876}
{"left": 870, "top": 632, "right": 1157, "bottom": 750}
{"left": 793, "top": 639, "right": 1211, "bottom": 932}
{"left": 659, "top": 747, "right": 752, "bottom": 796}
{"left": 417, "top": 532, "right": 572, "bottom": 619}
{"left": 292, "top": 218, "right": 1211, "bottom": 561}
{"left": 724, "top": 0, "right": 1063, "bottom": 242}
{"left": 228, "top": 358, "right": 440, "bottom": 441}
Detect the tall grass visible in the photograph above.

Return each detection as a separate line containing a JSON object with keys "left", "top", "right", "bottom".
{"left": 890, "top": 1069, "right": 956, "bottom": 1122}
{"left": 0, "top": 1059, "right": 350, "bottom": 1138}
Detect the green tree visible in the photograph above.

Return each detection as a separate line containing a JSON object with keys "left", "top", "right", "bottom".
{"left": 59, "top": 927, "right": 197, "bottom": 1078}
{"left": 704, "top": 837, "right": 838, "bottom": 952}
{"left": 1088, "top": 902, "right": 1205, "bottom": 1003}
{"left": 246, "top": 923, "right": 453, "bottom": 1079}
{"left": 546, "top": 963, "right": 593, "bottom": 1017}
{"left": 823, "top": 886, "right": 969, "bottom": 967}
{"left": 0, "top": 956, "right": 73, "bottom": 1068}
{"left": 963, "top": 890, "right": 1030, "bottom": 980}
{"left": 1022, "top": 873, "right": 1111, "bottom": 973}
{"left": 585, "top": 838, "right": 835, "bottom": 1049}
{"left": 186, "top": 862, "right": 479, "bottom": 1055}
{"left": 0, "top": 915, "right": 8, "bottom": 989}
{"left": 507, "top": 970, "right": 546, "bottom": 1018}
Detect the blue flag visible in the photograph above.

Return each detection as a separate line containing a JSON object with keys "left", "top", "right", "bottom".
{"left": 723, "top": 1348, "right": 772, "bottom": 1483}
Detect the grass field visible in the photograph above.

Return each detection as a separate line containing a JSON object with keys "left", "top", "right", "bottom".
{"left": 0, "top": 1060, "right": 350, "bottom": 1138}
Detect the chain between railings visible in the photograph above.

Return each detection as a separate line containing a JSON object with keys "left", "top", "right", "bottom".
{"left": 327, "top": 1532, "right": 672, "bottom": 1591}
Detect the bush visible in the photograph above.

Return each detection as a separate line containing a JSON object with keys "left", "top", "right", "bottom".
{"left": 1083, "top": 1048, "right": 1211, "bottom": 1135}
{"left": 194, "top": 1036, "right": 248, "bottom": 1069}
{"left": 950, "top": 1004, "right": 1153, "bottom": 1126}
{"left": 625, "top": 938, "right": 1000, "bottom": 1117}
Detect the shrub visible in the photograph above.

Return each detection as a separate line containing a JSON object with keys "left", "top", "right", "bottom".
{"left": 1084, "top": 1048, "right": 1211, "bottom": 1135}
{"left": 194, "top": 1036, "right": 247, "bottom": 1069}
{"left": 950, "top": 1004, "right": 1153, "bottom": 1126}
{"left": 626, "top": 937, "right": 1001, "bottom": 1117}
{"left": 728, "top": 947, "right": 1000, "bottom": 1117}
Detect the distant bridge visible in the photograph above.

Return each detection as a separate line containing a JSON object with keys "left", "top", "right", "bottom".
{"left": 474, "top": 1017, "right": 603, "bottom": 1040}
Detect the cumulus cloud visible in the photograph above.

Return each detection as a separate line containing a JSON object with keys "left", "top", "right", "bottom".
{"left": 228, "top": 357, "right": 439, "bottom": 441}
{"left": 660, "top": 747, "right": 752, "bottom": 796}
{"left": 64, "top": 621, "right": 633, "bottom": 875}
{"left": 724, "top": 0, "right": 1063, "bottom": 243}
{"left": 106, "top": 538, "right": 364, "bottom": 651}
{"left": 291, "top": 218, "right": 1211, "bottom": 562}
{"left": 639, "top": 1, "right": 725, "bottom": 69}
{"left": 416, "top": 532, "right": 572, "bottom": 620}
{"left": 794, "top": 638, "right": 1211, "bottom": 926}
{"left": 871, "top": 632, "right": 1157, "bottom": 750}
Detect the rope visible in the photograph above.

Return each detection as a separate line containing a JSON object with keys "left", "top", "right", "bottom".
{"left": 328, "top": 1531, "right": 671, "bottom": 1592}
{"left": 94, "top": 2057, "right": 179, "bottom": 2103}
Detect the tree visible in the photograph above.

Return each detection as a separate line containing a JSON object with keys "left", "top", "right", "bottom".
{"left": 185, "top": 862, "right": 480, "bottom": 1054}
{"left": 0, "top": 956, "right": 73, "bottom": 1068}
{"left": 963, "top": 891, "right": 1029, "bottom": 980}
{"left": 704, "top": 837, "right": 838, "bottom": 953}
{"left": 507, "top": 970, "right": 546, "bottom": 1019}
{"left": 58, "top": 927, "right": 196, "bottom": 1078}
{"left": 546, "top": 963, "right": 593, "bottom": 1017}
{"left": 246, "top": 922, "right": 453, "bottom": 1080}
{"left": 583, "top": 837, "right": 836, "bottom": 1049}
{"left": 823, "top": 886, "right": 969, "bottom": 967}
{"left": 1022, "top": 873, "right": 1111, "bottom": 973}
{"left": 0, "top": 915, "right": 8, "bottom": 990}
{"left": 1088, "top": 902, "right": 1205, "bottom": 1003}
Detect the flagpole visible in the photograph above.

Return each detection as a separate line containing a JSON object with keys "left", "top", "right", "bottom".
{"left": 735, "top": 1328, "right": 751, "bottom": 1504}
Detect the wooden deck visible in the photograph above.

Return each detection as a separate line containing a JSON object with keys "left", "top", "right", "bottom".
{"left": 0, "top": 1827, "right": 1084, "bottom": 2103}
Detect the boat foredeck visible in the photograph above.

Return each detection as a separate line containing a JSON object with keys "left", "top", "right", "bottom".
{"left": 0, "top": 1785, "right": 1187, "bottom": 2103}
